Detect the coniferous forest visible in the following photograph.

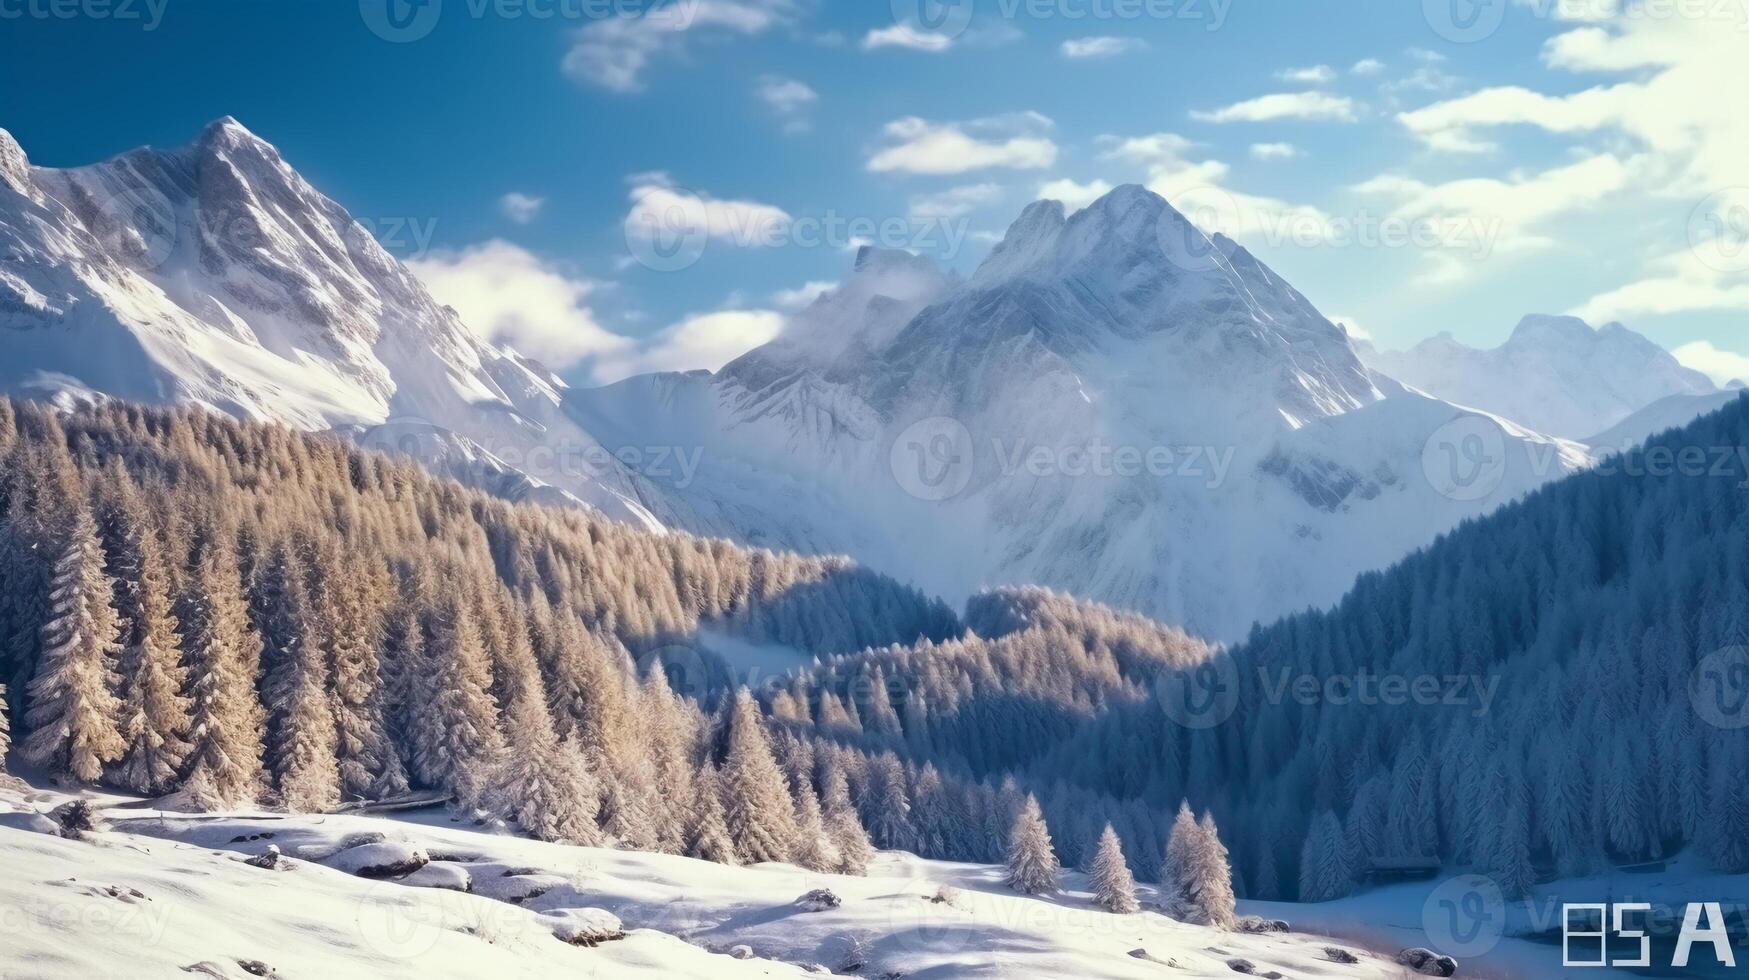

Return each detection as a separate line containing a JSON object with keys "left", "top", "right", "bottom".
{"left": 4, "top": 392, "right": 1749, "bottom": 908}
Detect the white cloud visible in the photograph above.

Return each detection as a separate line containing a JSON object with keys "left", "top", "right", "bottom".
{"left": 1673, "top": 340, "right": 1749, "bottom": 386}
{"left": 861, "top": 23, "right": 954, "bottom": 52}
{"left": 593, "top": 310, "right": 786, "bottom": 383}
{"left": 623, "top": 173, "right": 791, "bottom": 249}
{"left": 498, "top": 192, "right": 545, "bottom": 225}
{"left": 1276, "top": 64, "right": 1337, "bottom": 84}
{"left": 1329, "top": 315, "right": 1372, "bottom": 341}
{"left": 1037, "top": 178, "right": 1115, "bottom": 212}
{"left": 1191, "top": 92, "right": 1359, "bottom": 123}
{"left": 1095, "top": 131, "right": 1335, "bottom": 245}
{"left": 1570, "top": 245, "right": 1749, "bottom": 323}
{"left": 1351, "top": 58, "right": 1386, "bottom": 75}
{"left": 771, "top": 281, "right": 836, "bottom": 310}
{"left": 867, "top": 114, "right": 1058, "bottom": 175}
{"left": 1249, "top": 142, "right": 1301, "bottom": 161}
{"left": 562, "top": 0, "right": 786, "bottom": 92}
{"left": 409, "top": 240, "right": 629, "bottom": 368}
{"left": 1061, "top": 36, "right": 1145, "bottom": 59}
{"left": 909, "top": 183, "right": 1003, "bottom": 221}
{"left": 755, "top": 74, "right": 818, "bottom": 131}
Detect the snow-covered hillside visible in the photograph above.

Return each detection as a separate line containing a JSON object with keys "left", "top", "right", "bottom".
{"left": 0, "top": 783, "right": 1417, "bottom": 980}
{"left": 1359, "top": 315, "right": 1718, "bottom": 441}
{"left": 572, "top": 187, "right": 1592, "bottom": 640}
{"left": 0, "top": 119, "right": 658, "bottom": 526}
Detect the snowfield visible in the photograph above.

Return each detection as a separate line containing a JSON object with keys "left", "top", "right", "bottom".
{"left": 1, "top": 783, "right": 1420, "bottom": 979}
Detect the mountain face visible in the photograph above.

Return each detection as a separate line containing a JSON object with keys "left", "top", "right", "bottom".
{"left": 0, "top": 119, "right": 659, "bottom": 525}
{"left": 1359, "top": 314, "right": 1717, "bottom": 440}
{"left": 569, "top": 186, "right": 1591, "bottom": 641}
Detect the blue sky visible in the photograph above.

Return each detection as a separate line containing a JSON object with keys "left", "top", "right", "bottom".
{"left": 2, "top": 0, "right": 1745, "bottom": 385}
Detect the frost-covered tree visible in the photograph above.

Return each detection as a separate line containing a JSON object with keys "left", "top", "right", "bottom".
{"left": 791, "top": 778, "right": 841, "bottom": 872}
{"left": 823, "top": 762, "right": 875, "bottom": 875}
{"left": 1297, "top": 810, "right": 1354, "bottom": 903}
{"left": 1090, "top": 823, "right": 1140, "bottom": 913}
{"left": 487, "top": 672, "right": 602, "bottom": 844}
{"left": 1006, "top": 794, "right": 1060, "bottom": 895}
{"left": 21, "top": 506, "right": 124, "bottom": 784}
{"left": 1164, "top": 803, "right": 1236, "bottom": 926}
{"left": 863, "top": 754, "right": 913, "bottom": 851}
{"left": 177, "top": 526, "right": 266, "bottom": 809}
{"left": 408, "top": 591, "right": 505, "bottom": 808}
{"left": 109, "top": 525, "right": 191, "bottom": 794}
{"left": 687, "top": 762, "right": 739, "bottom": 865}
{"left": 720, "top": 688, "right": 798, "bottom": 863}
{"left": 255, "top": 539, "right": 340, "bottom": 812}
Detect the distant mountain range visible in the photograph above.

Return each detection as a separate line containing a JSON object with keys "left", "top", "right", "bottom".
{"left": 11, "top": 118, "right": 1718, "bottom": 640}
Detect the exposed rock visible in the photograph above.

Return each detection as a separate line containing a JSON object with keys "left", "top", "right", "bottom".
{"left": 326, "top": 841, "right": 429, "bottom": 879}
{"left": 1235, "top": 916, "right": 1290, "bottom": 934}
{"left": 1397, "top": 947, "right": 1459, "bottom": 976}
{"left": 795, "top": 888, "right": 842, "bottom": 912}
{"left": 244, "top": 845, "right": 283, "bottom": 871}
{"left": 543, "top": 908, "right": 624, "bottom": 947}
{"left": 1324, "top": 946, "right": 1361, "bottom": 964}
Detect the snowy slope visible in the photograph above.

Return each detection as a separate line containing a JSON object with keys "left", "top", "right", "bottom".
{"left": 1584, "top": 389, "right": 1747, "bottom": 451}
{"left": 572, "top": 186, "right": 1593, "bottom": 641}
{"left": 0, "top": 119, "right": 659, "bottom": 527}
{"left": 1360, "top": 315, "right": 1717, "bottom": 440}
{"left": 0, "top": 782, "right": 1421, "bottom": 980}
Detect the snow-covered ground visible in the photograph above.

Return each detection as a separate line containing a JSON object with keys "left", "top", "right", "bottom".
{"left": 3, "top": 782, "right": 1420, "bottom": 979}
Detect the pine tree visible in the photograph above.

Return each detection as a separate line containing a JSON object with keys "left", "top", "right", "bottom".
{"left": 178, "top": 528, "right": 266, "bottom": 809}
{"left": 408, "top": 591, "right": 505, "bottom": 808}
{"left": 21, "top": 506, "right": 125, "bottom": 784}
{"left": 791, "top": 778, "right": 841, "bottom": 872}
{"left": 687, "top": 762, "right": 739, "bottom": 865}
{"left": 823, "top": 763, "right": 876, "bottom": 875}
{"left": 0, "top": 682, "right": 10, "bottom": 770}
{"left": 1297, "top": 810, "right": 1354, "bottom": 903}
{"left": 321, "top": 550, "right": 404, "bottom": 801}
{"left": 255, "top": 540, "right": 340, "bottom": 812}
{"left": 1006, "top": 794, "right": 1060, "bottom": 895}
{"left": 720, "top": 688, "right": 798, "bottom": 863}
{"left": 1089, "top": 823, "right": 1140, "bottom": 913}
{"left": 110, "top": 526, "right": 191, "bottom": 794}
{"left": 1164, "top": 802, "right": 1237, "bottom": 925}
{"left": 487, "top": 678, "right": 603, "bottom": 845}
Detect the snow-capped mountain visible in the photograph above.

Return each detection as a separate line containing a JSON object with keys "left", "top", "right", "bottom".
{"left": 0, "top": 119, "right": 659, "bottom": 525}
{"left": 570, "top": 186, "right": 1591, "bottom": 640}
{"left": 1359, "top": 314, "right": 1717, "bottom": 440}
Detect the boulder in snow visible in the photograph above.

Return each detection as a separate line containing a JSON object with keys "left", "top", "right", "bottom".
{"left": 1235, "top": 916, "right": 1289, "bottom": 934}
{"left": 1323, "top": 946, "right": 1361, "bottom": 964}
{"left": 399, "top": 862, "right": 472, "bottom": 892}
{"left": 542, "top": 907, "right": 624, "bottom": 947}
{"left": 1397, "top": 947, "right": 1459, "bottom": 976}
{"left": 728, "top": 945, "right": 754, "bottom": 960}
{"left": 327, "top": 841, "right": 429, "bottom": 879}
{"left": 1226, "top": 959, "right": 1256, "bottom": 974}
{"left": 795, "top": 888, "right": 842, "bottom": 912}
{"left": 244, "top": 845, "right": 284, "bottom": 870}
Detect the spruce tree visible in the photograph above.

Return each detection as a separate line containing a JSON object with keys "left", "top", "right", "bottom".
{"left": 1164, "top": 803, "right": 1237, "bottom": 926}
{"left": 487, "top": 674, "right": 603, "bottom": 845}
{"left": 255, "top": 540, "right": 340, "bottom": 812}
{"left": 720, "top": 688, "right": 798, "bottom": 863}
{"left": 823, "top": 763, "right": 876, "bottom": 875}
{"left": 21, "top": 506, "right": 125, "bottom": 784}
{"left": 791, "top": 778, "right": 841, "bottom": 872}
{"left": 1297, "top": 810, "right": 1354, "bottom": 903}
{"left": 408, "top": 591, "right": 505, "bottom": 808}
{"left": 178, "top": 528, "right": 266, "bottom": 809}
{"left": 1006, "top": 794, "right": 1060, "bottom": 895}
{"left": 687, "top": 762, "right": 739, "bottom": 865}
{"left": 1090, "top": 823, "right": 1140, "bottom": 913}
{"left": 110, "top": 526, "right": 191, "bottom": 794}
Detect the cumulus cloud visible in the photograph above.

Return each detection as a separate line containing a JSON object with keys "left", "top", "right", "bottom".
{"left": 1673, "top": 340, "right": 1749, "bottom": 387}
{"left": 1036, "top": 178, "right": 1115, "bottom": 212}
{"left": 755, "top": 74, "right": 818, "bottom": 131}
{"left": 498, "top": 192, "right": 545, "bottom": 225}
{"left": 409, "top": 240, "right": 630, "bottom": 368}
{"left": 1249, "top": 142, "right": 1301, "bottom": 161}
{"left": 909, "top": 183, "right": 1004, "bottom": 221}
{"left": 1094, "top": 131, "right": 1335, "bottom": 244}
{"left": 1190, "top": 92, "right": 1359, "bottom": 123}
{"left": 861, "top": 23, "right": 954, "bottom": 52}
{"left": 563, "top": 0, "right": 787, "bottom": 93}
{"left": 867, "top": 113, "right": 1058, "bottom": 175}
{"left": 1351, "top": 58, "right": 1386, "bottom": 75}
{"left": 593, "top": 310, "right": 786, "bottom": 382}
{"left": 1276, "top": 64, "right": 1337, "bottom": 84}
{"left": 622, "top": 172, "right": 791, "bottom": 250}
{"left": 1570, "top": 244, "right": 1749, "bottom": 323}
{"left": 1061, "top": 36, "right": 1145, "bottom": 58}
